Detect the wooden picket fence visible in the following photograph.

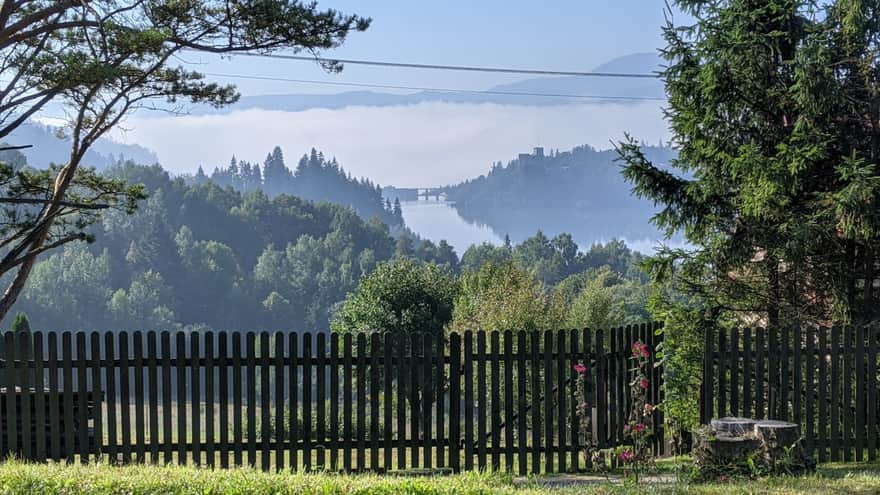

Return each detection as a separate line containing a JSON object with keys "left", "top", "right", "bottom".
{"left": 0, "top": 324, "right": 663, "bottom": 473}
{"left": 701, "top": 325, "right": 880, "bottom": 462}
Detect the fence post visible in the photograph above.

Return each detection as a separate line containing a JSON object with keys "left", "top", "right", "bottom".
{"left": 449, "top": 332, "right": 461, "bottom": 473}
{"left": 701, "top": 326, "right": 713, "bottom": 424}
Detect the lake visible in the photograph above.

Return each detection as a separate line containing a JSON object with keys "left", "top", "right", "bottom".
{"left": 400, "top": 199, "right": 677, "bottom": 256}
{"left": 400, "top": 201, "right": 501, "bottom": 253}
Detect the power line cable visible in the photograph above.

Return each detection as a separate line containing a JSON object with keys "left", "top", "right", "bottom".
{"left": 191, "top": 50, "right": 659, "bottom": 79}
{"left": 202, "top": 72, "right": 666, "bottom": 101}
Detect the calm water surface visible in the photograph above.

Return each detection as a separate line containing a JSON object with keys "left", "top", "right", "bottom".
{"left": 400, "top": 200, "right": 501, "bottom": 254}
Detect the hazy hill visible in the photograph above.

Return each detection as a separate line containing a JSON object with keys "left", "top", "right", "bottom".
{"left": 443, "top": 143, "right": 677, "bottom": 246}
{"left": 4, "top": 122, "right": 158, "bottom": 170}
{"left": 181, "top": 52, "right": 664, "bottom": 114}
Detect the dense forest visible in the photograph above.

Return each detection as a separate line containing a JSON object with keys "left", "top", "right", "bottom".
{"left": 188, "top": 146, "right": 403, "bottom": 227}
{"left": 444, "top": 144, "right": 678, "bottom": 244}
{"left": 5, "top": 158, "right": 649, "bottom": 332}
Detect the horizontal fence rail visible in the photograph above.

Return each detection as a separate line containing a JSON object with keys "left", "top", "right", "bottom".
{"left": 702, "top": 325, "right": 880, "bottom": 463}
{"left": 0, "top": 324, "right": 663, "bottom": 474}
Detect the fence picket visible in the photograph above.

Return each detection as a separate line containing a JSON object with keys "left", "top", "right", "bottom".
{"left": 218, "top": 332, "right": 229, "bottom": 469}
{"left": 395, "top": 332, "right": 406, "bottom": 470}
{"left": 410, "top": 332, "right": 420, "bottom": 469}
{"left": 805, "top": 327, "right": 815, "bottom": 457}
{"left": 382, "top": 333, "right": 393, "bottom": 472}
{"left": 818, "top": 328, "right": 828, "bottom": 463}
{"left": 504, "top": 330, "right": 514, "bottom": 472}
{"left": 357, "top": 333, "right": 367, "bottom": 472}
{"left": 870, "top": 324, "right": 878, "bottom": 461}
{"left": 856, "top": 324, "right": 866, "bottom": 462}
{"left": 490, "top": 331, "right": 501, "bottom": 471}
{"left": 147, "top": 332, "right": 159, "bottom": 465}
{"left": 556, "top": 330, "right": 566, "bottom": 473}
{"left": 259, "top": 332, "right": 270, "bottom": 471}
{"left": 530, "top": 331, "right": 541, "bottom": 474}
{"left": 370, "top": 333, "right": 380, "bottom": 471}
{"left": 19, "top": 331, "right": 31, "bottom": 462}
{"left": 177, "top": 332, "right": 187, "bottom": 466}
{"left": 161, "top": 332, "right": 173, "bottom": 465}
{"left": 232, "top": 333, "right": 243, "bottom": 467}
{"left": 422, "top": 333, "right": 432, "bottom": 470}
{"left": 302, "top": 332, "right": 312, "bottom": 471}
{"left": 843, "top": 326, "right": 853, "bottom": 462}
{"left": 435, "top": 331, "right": 446, "bottom": 469}
{"left": 61, "top": 332, "right": 73, "bottom": 465}
{"left": 34, "top": 332, "right": 46, "bottom": 463}
{"left": 206, "top": 332, "right": 216, "bottom": 469}
{"left": 342, "top": 332, "right": 352, "bottom": 472}
{"left": 287, "top": 333, "right": 297, "bottom": 471}
{"left": 569, "top": 329, "right": 579, "bottom": 471}
{"left": 193, "top": 332, "right": 202, "bottom": 467}
{"left": 3, "top": 332, "right": 16, "bottom": 458}
{"left": 516, "top": 331, "right": 527, "bottom": 475}
{"left": 477, "top": 331, "right": 487, "bottom": 471}
{"left": 449, "top": 332, "right": 461, "bottom": 473}
{"left": 830, "top": 326, "right": 840, "bottom": 462}
{"left": 133, "top": 332, "right": 145, "bottom": 464}
{"left": 463, "top": 331, "right": 474, "bottom": 471}
{"left": 48, "top": 332, "right": 60, "bottom": 462}
{"left": 330, "top": 333, "right": 339, "bottom": 471}
{"left": 316, "top": 333, "right": 326, "bottom": 471}
{"left": 543, "top": 331, "right": 553, "bottom": 474}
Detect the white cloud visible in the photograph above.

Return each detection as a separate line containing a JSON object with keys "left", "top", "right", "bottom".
{"left": 114, "top": 101, "right": 668, "bottom": 187}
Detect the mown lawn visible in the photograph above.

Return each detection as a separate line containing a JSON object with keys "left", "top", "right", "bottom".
{"left": 0, "top": 460, "right": 878, "bottom": 494}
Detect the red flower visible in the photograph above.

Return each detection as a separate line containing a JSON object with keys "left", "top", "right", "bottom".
{"left": 623, "top": 424, "right": 631, "bottom": 434}
{"left": 644, "top": 403, "right": 654, "bottom": 414}
{"left": 718, "top": 474, "right": 728, "bottom": 482}
{"left": 631, "top": 341, "right": 651, "bottom": 358}
{"left": 640, "top": 379, "right": 650, "bottom": 389}
{"left": 572, "top": 363, "right": 588, "bottom": 374}
{"left": 634, "top": 423, "right": 646, "bottom": 433}
{"left": 617, "top": 450, "right": 633, "bottom": 462}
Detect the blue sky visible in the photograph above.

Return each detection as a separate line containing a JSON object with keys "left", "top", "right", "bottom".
{"left": 115, "top": 1, "right": 680, "bottom": 186}
{"left": 182, "top": 0, "right": 682, "bottom": 96}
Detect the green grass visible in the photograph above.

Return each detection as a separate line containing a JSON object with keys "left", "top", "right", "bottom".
{"left": 0, "top": 460, "right": 878, "bottom": 494}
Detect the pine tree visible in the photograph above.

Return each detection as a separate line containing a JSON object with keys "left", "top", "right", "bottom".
{"left": 392, "top": 198, "right": 403, "bottom": 222}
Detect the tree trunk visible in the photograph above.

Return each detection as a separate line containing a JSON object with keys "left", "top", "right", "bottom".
{"left": 0, "top": 158, "right": 80, "bottom": 323}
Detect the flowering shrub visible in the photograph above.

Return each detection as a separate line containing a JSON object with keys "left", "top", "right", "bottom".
{"left": 615, "top": 340, "right": 657, "bottom": 482}
{"left": 572, "top": 360, "right": 605, "bottom": 473}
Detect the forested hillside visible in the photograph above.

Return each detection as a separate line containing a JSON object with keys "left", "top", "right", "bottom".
{"left": 191, "top": 146, "right": 402, "bottom": 227}
{"left": 8, "top": 162, "right": 426, "bottom": 331}
{"left": 445, "top": 144, "right": 677, "bottom": 244}
{"left": 8, "top": 159, "right": 650, "bottom": 332}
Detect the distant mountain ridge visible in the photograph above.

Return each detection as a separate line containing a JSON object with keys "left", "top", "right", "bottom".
{"left": 4, "top": 121, "right": 158, "bottom": 170}
{"left": 181, "top": 52, "right": 664, "bottom": 115}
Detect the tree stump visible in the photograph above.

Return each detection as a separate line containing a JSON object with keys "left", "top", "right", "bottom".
{"left": 752, "top": 420, "right": 813, "bottom": 473}
{"left": 691, "top": 418, "right": 815, "bottom": 481}
{"left": 710, "top": 417, "right": 756, "bottom": 437}
{"left": 753, "top": 420, "right": 800, "bottom": 448}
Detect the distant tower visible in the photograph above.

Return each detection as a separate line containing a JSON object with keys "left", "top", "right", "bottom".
{"left": 533, "top": 147, "right": 544, "bottom": 157}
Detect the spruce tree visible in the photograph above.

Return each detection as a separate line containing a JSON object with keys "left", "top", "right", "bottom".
{"left": 619, "top": 0, "right": 880, "bottom": 329}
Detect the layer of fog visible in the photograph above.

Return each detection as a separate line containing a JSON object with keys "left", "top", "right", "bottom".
{"left": 114, "top": 101, "right": 668, "bottom": 187}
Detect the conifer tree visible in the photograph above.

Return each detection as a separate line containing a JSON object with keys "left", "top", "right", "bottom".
{"left": 619, "top": 0, "right": 880, "bottom": 328}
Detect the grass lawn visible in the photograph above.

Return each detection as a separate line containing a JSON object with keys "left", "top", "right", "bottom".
{"left": 0, "top": 460, "right": 878, "bottom": 494}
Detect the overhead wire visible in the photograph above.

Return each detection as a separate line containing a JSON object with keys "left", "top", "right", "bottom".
{"left": 218, "top": 51, "right": 660, "bottom": 79}
{"left": 202, "top": 72, "right": 666, "bottom": 102}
